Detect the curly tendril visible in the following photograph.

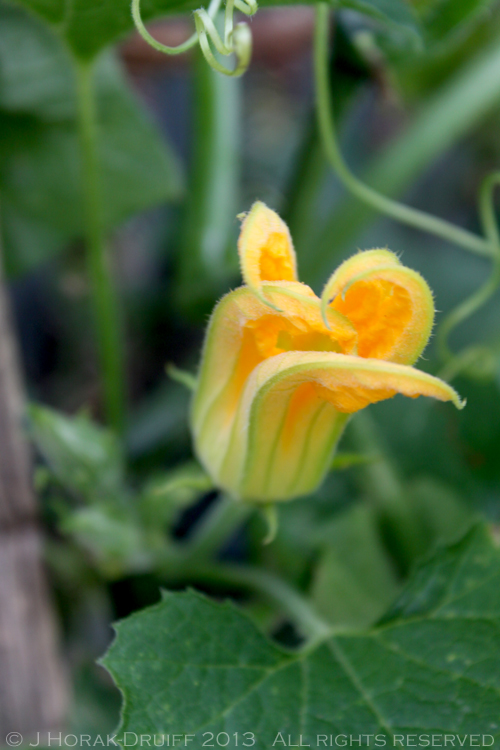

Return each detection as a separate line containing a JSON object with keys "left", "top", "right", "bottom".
{"left": 131, "top": 0, "right": 257, "bottom": 76}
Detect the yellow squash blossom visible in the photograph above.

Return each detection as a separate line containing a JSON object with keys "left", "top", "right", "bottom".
{"left": 191, "top": 202, "right": 463, "bottom": 503}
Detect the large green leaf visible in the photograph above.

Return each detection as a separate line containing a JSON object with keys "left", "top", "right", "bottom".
{"left": 12, "top": 0, "right": 421, "bottom": 60}
{"left": 103, "top": 525, "right": 500, "bottom": 744}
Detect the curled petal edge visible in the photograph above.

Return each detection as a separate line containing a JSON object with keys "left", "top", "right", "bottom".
{"left": 191, "top": 283, "right": 358, "bottom": 472}
{"left": 321, "top": 252, "right": 434, "bottom": 365}
{"left": 211, "top": 352, "right": 464, "bottom": 502}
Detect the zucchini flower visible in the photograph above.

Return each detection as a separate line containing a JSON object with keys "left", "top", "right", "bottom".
{"left": 191, "top": 202, "right": 463, "bottom": 503}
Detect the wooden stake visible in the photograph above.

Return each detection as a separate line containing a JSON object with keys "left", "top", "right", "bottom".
{"left": 0, "top": 248, "right": 67, "bottom": 736}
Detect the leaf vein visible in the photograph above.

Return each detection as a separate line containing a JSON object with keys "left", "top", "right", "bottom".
{"left": 325, "top": 638, "right": 395, "bottom": 740}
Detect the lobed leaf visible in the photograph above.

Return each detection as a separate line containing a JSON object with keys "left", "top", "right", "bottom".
{"left": 103, "top": 525, "right": 500, "bottom": 745}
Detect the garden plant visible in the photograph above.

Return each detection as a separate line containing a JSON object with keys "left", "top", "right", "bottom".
{"left": 2, "top": 0, "right": 500, "bottom": 744}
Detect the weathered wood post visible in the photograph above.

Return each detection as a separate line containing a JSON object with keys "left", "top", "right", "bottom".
{"left": 0, "top": 245, "right": 67, "bottom": 738}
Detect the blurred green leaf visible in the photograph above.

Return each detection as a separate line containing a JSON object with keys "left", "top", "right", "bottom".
{"left": 13, "top": 0, "right": 421, "bottom": 60}
{"left": 391, "top": 0, "right": 500, "bottom": 101}
{"left": 61, "top": 506, "right": 151, "bottom": 576}
{"left": 92, "top": 58, "right": 183, "bottom": 227}
{"left": 408, "top": 475, "right": 475, "bottom": 545}
{"left": 414, "top": 0, "right": 497, "bottom": 49}
{"left": 103, "top": 525, "right": 500, "bottom": 743}
{"left": 0, "top": 4, "right": 183, "bottom": 274}
{"left": 341, "top": 0, "right": 422, "bottom": 44}
{"left": 0, "top": 56, "right": 183, "bottom": 233}
{"left": 0, "top": 2, "right": 74, "bottom": 119}
{"left": 126, "top": 380, "right": 191, "bottom": 459}
{"left": 374, "top": 0, "right": 498, "bottom": 61}
{"left": 140, "top": 462, "right": 213, "bottom": 527}
{"left": 16, "top": 0, "right": 64, "bottom": 23}
{"left": 0, "top": 194, "right": 66, "bottom": 276}
{"left": 311, "top": 503, "right": 399, "bottom": 629}
{"left": 29, "top": 403, "right": 125, "bottom": 501}
{"left": 372, "top": 374, "right": 500, "bottom": 498}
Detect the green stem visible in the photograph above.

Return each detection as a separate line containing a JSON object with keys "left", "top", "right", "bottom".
{"left": 437, "top": 261, "right": 500, "bottom": 362}
{"left": 178, "top": 49, "right": 240, "bottom": 309}
{"left": 161, "top": 498, "right": 330, "bottom": 641}
{"left": 313, "top": 4, "right": 493, "bottom": 260}
{"left": 480, "top": 172, "right": 500, "bottom": 248}
{"left": 438, "top": 172, "right": 500, "bottom": 363}
{"left": 75, "top": 60, "right": 126, "bottom": 434}
{"left": 437, "top": 345, "right": 492, "bottom": 383}
{"left": 175, "top": 561, "right": 332, "bottom": 642}
{"left": 183, "top": 493, "right": 253, "bottom": 561}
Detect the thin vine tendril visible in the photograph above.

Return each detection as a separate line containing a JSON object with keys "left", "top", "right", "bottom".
{"left": 438, "top": 173, "right": 500, "bottom": 377}
{"left": 131, "top": 0, "right": 257, "bottom": 76}
{"left": 314, "top": 3, "right": 500, "bottom": 382}
{"left": 313, "top": 4, "right": 493, "bottom": 259}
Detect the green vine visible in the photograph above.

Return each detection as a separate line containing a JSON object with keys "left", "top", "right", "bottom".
{"left": 438, "top": 173, "right": 500, "bottom": 372}
{"left": 313, "top": 4, "right": 500, "bottom": 380}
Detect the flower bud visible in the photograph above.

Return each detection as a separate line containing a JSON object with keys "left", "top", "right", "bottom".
{"left": 191, "top": 204, "right": 464, "bottom": 503}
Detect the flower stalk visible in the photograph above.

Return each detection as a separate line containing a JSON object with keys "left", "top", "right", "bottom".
{"left": 181, "top": 562, "right": 333, "bottom": 642}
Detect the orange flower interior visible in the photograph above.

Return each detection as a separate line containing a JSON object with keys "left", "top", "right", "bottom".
{"left": 259, "top": 236, "right": 296, "bottom": 282}
{"left": 210, "top": 285, "right": 358, "bottom": 432}
{"left": 331, "top": 278, "right": 412, "bottom": 360}
{"left": 238, "top": 201, "right": 298, "bottom": 298}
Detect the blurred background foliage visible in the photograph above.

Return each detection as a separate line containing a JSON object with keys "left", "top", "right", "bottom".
{"left": 2, "top": 0, "right": 500, "bottom": 734}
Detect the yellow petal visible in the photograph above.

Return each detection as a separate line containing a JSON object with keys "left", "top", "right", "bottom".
{"left": 321, "top": 250, "right": 434, "bottom": 365}
{"left": 238, "top": 202, "right": 298, "bottom": 304}
{"left": 191, "top": 284, "right": 357, "bottom": 485}
{"left": 218, "top": 352, "right": 463, "bottom": 502}
{"left": 322, "top": 249, "right": 401, "bottom": 303}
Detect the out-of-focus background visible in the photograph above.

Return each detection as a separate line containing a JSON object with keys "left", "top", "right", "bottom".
{"left": 2, "top": 0, "right": 500, "bottom": 738}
